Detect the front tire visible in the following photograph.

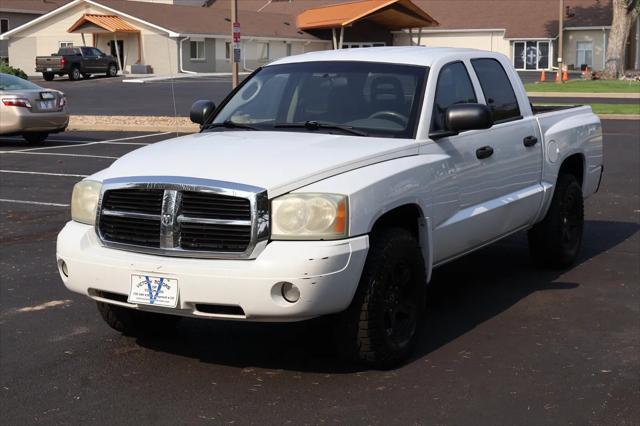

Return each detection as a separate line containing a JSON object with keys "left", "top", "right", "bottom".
{"left": 97, "top": 302, "right": 181, "bottom": 336}
{"left": 528, "top": 173, "right": 584, "bottom": 268}
{"left": 23, "top": 132, "right": 48, "bottom": 144}
{"left": 337, "top": 228, "right": 426, "bottom": 369}
{"left": 42, "top": 72, "right": 55, "bottom": 81}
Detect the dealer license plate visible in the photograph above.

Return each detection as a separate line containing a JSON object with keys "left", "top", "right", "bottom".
{"left": 128, "top": 274, "right": 179, "bottom": 308}
{"left": 46, "top": 67, "right": 53, "bottom": 72}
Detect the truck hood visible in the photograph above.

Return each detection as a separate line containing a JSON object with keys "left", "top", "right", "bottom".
{"left": 94, "top": 131, "right": 419, "bottom": 197}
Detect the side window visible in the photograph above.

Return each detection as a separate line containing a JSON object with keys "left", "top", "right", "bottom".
{"left": 431, "top": 61, "right": 477, "bottom": 131}
{"left": 91, "top": 48, "right": 103, "bottom": 57}
{"left": 471, "top": 58, "right": 521, "bottom": 123}
{"left": 80, "top": 47, "right": 93, "bottom": 56}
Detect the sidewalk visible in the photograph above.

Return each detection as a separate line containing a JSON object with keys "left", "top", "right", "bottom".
{"left": 527, "top": 92, "right": 640, "bottom": 99}
{"left": 122, "top": 72, "right": 251, "bottom": 83}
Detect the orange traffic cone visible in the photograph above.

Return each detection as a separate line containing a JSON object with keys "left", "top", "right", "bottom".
{"left": 562, "top": 70, "right": 569, "bottom": 81}
{"left": 540, "top": 70, "right": 546, "bottom": 82}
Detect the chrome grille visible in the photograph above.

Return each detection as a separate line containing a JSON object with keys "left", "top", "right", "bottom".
{"left": 96, "top": 177, "right": 269, "bottom": 259}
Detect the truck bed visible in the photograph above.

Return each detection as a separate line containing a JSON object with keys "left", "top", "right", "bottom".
{"left": 531, "top": 104, "right": 580, "bottom": 115}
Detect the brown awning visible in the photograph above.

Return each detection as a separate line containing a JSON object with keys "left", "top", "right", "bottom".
{"left": 297, "top": 0, "right": 438, "bottom": 31}
{"left": 68, "top": 14, "right": 139, "bottom": 33}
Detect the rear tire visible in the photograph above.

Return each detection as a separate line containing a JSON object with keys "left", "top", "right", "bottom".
{"left": 528, "top": 173, "right": 584, "bottom": 268}
{"left": 336, "top": 227, "right": 426, "bottom": 369}
{"left": 42, "top": 72, "right": 55, "bottom": 81}
{"left": 96, "top": 302, "right": 181, "bottom": 336}
{"left": 106, "top": 63, "right": 118, "bottom": 77}
{"left": 69, "top": 67, "right": 81, "bottom": 81}
{"left": 22, "top": 132, "right": 48, "bottom": 144}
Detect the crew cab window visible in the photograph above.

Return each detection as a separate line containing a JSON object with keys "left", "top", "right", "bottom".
{"left": 212, "top": 61, "right": 428, "bottom": 138}
{"left": 431, "top": 61, "right": 477, "bottom": 131}
{"left": 471, "top": 58, "right": 521, "bottom": 123}
{"left": 80, "top": 47, "right": 94, "bottom": 56}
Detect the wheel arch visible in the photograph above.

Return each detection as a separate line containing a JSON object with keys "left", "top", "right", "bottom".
{"left": 369, "top": 203, "right": 433, "bottom": 283}
{"left": 558, "top": 153, "right": 585, "bottom": 188}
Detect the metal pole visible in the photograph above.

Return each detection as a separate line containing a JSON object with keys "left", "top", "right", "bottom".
{"left": 231, "top": 0, "right": 239, "bottom": 88}
{"left": 332, "top": 28, "right": 337, "bottom": 50}
{"left": 338, "top": 27, "right": 344, "bottom": 50}
{"left": 557, "top": 0, "right": 564, "bottom": 83}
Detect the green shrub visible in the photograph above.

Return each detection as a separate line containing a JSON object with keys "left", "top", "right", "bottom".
{"left": 0, "top": 64, "right": 28, "bottom": 80}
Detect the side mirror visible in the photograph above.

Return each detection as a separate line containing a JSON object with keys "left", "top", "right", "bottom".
{"left": 190, "top": 100, "right": 216, "bottom": 125}
{"left": 445, "top": 103, "right": 493, "bottom": 133}
{"left": 430, "top": 103, "right": 493, "bottom": 140}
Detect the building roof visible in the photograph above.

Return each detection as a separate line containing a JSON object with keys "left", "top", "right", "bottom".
{"left": 212, "top": 0, "right": 613, "bottom": 39}
{"left": 0, "top": 0, "right": 72, "bottom": 14}
{"left": 68, "top": 13, "right": 140, "bottom": 33}
{"left": 95, "top": 0, "right": 322, "bottom": 40}
{"left": 297, "top": 0, "right": 438, "bottom": 30}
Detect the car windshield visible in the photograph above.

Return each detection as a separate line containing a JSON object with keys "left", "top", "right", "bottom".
{"left": 211, "top": 61, "right": 428, "bottom": 138}
{"left": 0, "top": 73, "right": 41, "bottom": 91}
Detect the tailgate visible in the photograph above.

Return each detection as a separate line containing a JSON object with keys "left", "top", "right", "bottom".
{"left": 36, "top": 57, "right": 63, "bottom": 70}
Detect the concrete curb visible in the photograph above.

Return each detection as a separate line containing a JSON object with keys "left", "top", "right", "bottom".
{"left": 68, "top": 115, "right": 199, "bottom": 133}
{"left": 527, "top": 92, "right": 640, "bottom": 99}
{"left": 66, "top": 113, "right": 639, "bottom": 133}
{"left": 599, "top": 114, "right": 640, "bottom": 120}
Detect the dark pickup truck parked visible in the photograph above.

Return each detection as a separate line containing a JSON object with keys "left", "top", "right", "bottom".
{"left": 36, "top": 46, "right": 119, "bottom": 81}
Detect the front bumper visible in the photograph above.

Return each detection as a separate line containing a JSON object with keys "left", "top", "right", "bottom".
{"left": 56, "top": 221, "right": 369, "bottom": 321}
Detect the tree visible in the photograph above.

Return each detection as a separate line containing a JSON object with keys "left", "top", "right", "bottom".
{"left": 603, "top": 0, "right": 639, "bottom": 78}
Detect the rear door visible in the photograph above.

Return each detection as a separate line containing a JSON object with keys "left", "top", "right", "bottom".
{"left": 80, "top": 47, "right": 98, "bottom": 72}
{"left": 467, "top": 57, "right": 544, "bottom": 235}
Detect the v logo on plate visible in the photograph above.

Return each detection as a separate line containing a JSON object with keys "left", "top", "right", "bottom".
{"left": 144, "top": 276, "right": 164, "bottom": 304}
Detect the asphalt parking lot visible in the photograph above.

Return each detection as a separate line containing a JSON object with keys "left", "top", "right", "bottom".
{"left": 1, "top": 122, "right": 638, "bottom": 424}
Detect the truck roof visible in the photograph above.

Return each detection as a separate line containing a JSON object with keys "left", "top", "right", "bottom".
{"left": 269, "top": 46, "right": 489, "bottom": 68}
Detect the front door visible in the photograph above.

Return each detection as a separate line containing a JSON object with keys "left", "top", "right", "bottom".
{"left": 109, "top": 40, "right": 124, "bottom": 68}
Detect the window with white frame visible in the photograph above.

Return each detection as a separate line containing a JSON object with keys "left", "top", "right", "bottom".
{"left": 342, "top": 42, "right": 386, "bottom": 49}
{"left": 190, "top": 40, "right": 205, "bottom": 61}
{"left": 59, "top": 41, "right": 74, "bottom": 48}
{"left": 257, "top": 42, "right": 269, "bottom": 62}
{"left": 576, "top": 41, "right": 593, "bottom": 68}
{"left": 513, "top": 40, "right": 550, "bottom": 70}
{"left": 225, "top": 42, "right": 231, "bottom": 60}
{"left": 1, "top": 19, "right": 10, "bottom": 34}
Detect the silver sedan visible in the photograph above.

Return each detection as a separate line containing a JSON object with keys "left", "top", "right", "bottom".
{"left": 0, "top": 73, "right": 69, "bottom": 143}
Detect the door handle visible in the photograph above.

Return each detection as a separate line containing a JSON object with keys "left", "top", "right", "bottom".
{"left": 476, "top": 146, "right": 494, "bottom": 159}
{"left": 523, "top": 135, "right": 538, "bottom": 147}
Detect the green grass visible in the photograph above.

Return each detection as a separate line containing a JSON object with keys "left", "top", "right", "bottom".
{"left": 533, "top": 103, "right": 640, "bottom": 115}
{"left": 525, "top": 80, "right": 640, "bottom": 93}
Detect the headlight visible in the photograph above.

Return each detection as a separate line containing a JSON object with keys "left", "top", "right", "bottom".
{"left": 71, "top": 180, "right": 102, "bottom": 225}
{"left": 271, "top": 193, "right": 348, "bottom": 240}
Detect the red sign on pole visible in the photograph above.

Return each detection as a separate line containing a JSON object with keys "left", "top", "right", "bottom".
{"left": 232, "top": 22, "right": 241, "bottom": 43}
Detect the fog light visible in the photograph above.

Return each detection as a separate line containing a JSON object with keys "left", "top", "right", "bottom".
{"left": 60, "top": 260, "right": 68, "bottom": 277}
{"left": 281, "top": 282, "right": 300, "bottom": 303}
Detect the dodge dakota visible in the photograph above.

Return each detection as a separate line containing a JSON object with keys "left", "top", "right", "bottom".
{"left": 57, "top": 47, "right": 603, "bottom": 368}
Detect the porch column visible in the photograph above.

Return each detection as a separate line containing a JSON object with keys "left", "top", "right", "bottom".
{"left": 113, "top": 33, "right": 122, "bottom": 75}
{"left": 338, "top": 26, "right": 344, "bottom": 49}
{"left": 332, "top": 28, "right": 337, "bottom": 50}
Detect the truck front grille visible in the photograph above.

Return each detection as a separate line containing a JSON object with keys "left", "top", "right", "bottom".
{"left": 96, "top": 179, "right": 268, "bottom": 259}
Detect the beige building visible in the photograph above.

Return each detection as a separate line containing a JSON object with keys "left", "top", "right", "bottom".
{"left": 0, "top": 0, "right": 328, "bottom": 76}
{"left": 1, "top": 0, "right": 638, "bottom": 76}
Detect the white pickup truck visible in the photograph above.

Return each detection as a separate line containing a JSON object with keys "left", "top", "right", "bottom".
{"left": 57, "top": 47, "right": 603, "bottom": 367}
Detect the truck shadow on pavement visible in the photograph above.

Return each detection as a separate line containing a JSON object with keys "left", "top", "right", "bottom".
{"left": 134, "top": 219, "right": 638, "bottom": 373}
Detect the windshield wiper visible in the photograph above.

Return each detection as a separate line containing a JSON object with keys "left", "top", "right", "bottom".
{"left": 203, "top": 120, "right": 262, "bottom": 131}
{"left": 274, "top": 121, "right": 368, "bottom": 136}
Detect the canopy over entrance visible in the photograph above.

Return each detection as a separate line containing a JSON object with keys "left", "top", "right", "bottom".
{"left": 297, "top": 0, "right": 438, "bottom": 49}
{"left": 68, "top": 14, "right": 141, "bottom": 72}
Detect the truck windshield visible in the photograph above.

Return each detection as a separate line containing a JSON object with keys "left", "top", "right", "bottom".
{"left": 211, "top": 61, "right": 428, "bottom": 138}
